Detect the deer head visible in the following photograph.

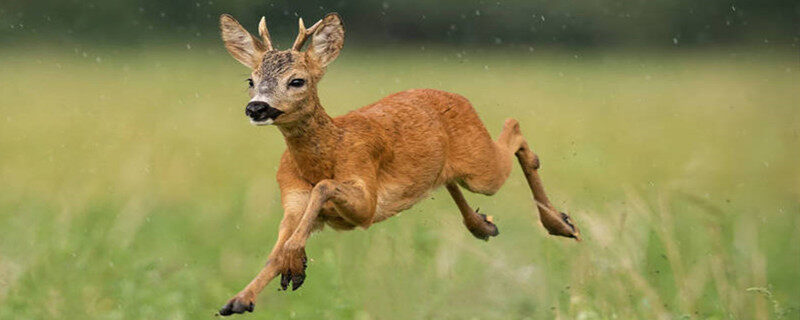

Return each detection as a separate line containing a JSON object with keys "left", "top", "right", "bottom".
{"left": 220, "top": 13, "right": 344, "bottom": 126}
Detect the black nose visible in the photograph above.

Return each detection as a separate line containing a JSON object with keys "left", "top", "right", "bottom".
{"left": 245, "top": 101, "right": 270, "bottom": 118}
{"left": 245, "top": 101, "right": 285, "bottom": 122}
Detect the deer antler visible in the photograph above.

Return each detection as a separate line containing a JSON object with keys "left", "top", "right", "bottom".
{"left": 291, "top": 17, "right": 323, "bottom": 51}
{"left": 258, "top": 16, "right": 274, "bottom": 51}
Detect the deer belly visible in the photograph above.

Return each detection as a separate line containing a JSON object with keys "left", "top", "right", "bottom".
{"left": 372, "top": 181, "right": 434, "bottom": 223}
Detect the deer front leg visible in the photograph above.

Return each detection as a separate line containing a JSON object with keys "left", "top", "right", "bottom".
{"left": 218, "top": 191, "right": 308, "bottom": 316}
{"left": 282, "top": 178, "right": 376, "bottom": 272}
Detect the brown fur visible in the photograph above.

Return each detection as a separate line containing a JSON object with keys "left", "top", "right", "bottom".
{"left": 217, "top": 13, "right": 581, "bottom": 316}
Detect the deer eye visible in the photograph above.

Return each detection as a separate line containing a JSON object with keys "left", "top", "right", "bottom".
{"left": 246, "top": 78, "right": 254, "bottom": 88}
{"left": 288, "top": 78, "right": 305, "bottom": 88}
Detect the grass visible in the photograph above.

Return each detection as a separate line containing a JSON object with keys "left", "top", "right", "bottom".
{"left": 0, "top": 44, "right": 798, "bottom": 319}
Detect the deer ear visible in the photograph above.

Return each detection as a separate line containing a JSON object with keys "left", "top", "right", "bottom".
{"left": 219, "top": 14, "right": 267, "bottom": 69}
{"left": 307, "top": 13, "right": 345, "bottom": 68}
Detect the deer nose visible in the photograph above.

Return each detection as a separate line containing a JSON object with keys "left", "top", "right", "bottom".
{"left": 245, "top": 101, "right": 270, "bottom": 118}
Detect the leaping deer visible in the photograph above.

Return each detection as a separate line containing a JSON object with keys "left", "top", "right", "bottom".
{"left": 217, "top": 12, "right": 581, "bottom": 316}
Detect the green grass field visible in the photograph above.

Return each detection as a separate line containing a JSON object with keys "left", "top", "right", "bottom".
{"left": 0, "top": 45, "right": 798, "bottom": 319}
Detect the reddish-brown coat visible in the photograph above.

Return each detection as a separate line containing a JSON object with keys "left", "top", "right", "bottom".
{"left": 217, "top": 13, "right": 580, "bottom": 317}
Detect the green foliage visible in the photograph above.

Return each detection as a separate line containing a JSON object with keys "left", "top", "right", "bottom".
{"left": 0, "top": 45, "right": 798, "bottom": 319}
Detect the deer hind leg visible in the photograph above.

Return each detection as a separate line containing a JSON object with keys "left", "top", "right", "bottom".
{"left": 497, "top": 118, "right": 581, "bottom": 240}
{"left": 446, "top": 182, "right": 499, "bottom": 240}
{"left": 444, "top": 117, "right": 512, "bottom": 240}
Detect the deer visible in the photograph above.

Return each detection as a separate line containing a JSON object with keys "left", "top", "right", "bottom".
{"left": 216, "top": 12, "right": 581, "bottom": 316}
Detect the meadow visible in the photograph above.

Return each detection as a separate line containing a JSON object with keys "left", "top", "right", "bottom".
{"left": 0, "top": 44, "right": 797, "bottom": 319}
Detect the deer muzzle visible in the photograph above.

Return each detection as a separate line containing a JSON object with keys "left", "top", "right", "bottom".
{"left": 246, "top": 101, "right": 284, "bottom": 125}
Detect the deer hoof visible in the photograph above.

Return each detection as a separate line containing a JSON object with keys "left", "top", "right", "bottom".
{"left": 279, "top": 269, "right": 307, "bottom": 291}
{"left": 559, "top": 212, "right": 581, "bottom": 241}
{"left": 218, "top": 296, "right": 254, "bottom": 316}
{"left": 467, "top": 212, "right": 500, "bottom": 241}
{"left": 278, "top": 250, "right": 308, "bottom": 291}
{"left": 544, "top": 211, "right": 581, "bottom": 241}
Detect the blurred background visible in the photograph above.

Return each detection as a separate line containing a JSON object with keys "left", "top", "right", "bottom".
{"left": 2, "top": 0, "right": 799, "bottom": 46}
{"left": 0, "top": 1, "right": 798, "bottom": 319}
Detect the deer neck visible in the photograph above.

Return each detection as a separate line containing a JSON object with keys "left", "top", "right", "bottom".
{"left": 278, "top": 98, "right": 341, "bottom": 182}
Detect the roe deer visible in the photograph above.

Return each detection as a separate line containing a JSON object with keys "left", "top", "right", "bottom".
{"left": 217, "top": 12, "right": 580, "bottom": 316}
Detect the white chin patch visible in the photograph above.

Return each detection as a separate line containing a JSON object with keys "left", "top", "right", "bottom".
{"left": 250, "top": 118, "right": 274, "bottom": 126}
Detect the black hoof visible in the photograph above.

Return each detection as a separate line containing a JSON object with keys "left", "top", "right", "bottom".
{"left": 467, "top": 212, "right": 500, "bottom": 241}
{"left": 279, "top": 270, "right": 307, "bottom": 291}
{"left": 560, "top": 212, "right": 575, "bottom": 231}
{"left": 218, "top": 298, "right": 254, "bottom": 316}
{"left": 559, "top": 212, "right": 581, "bottom": 241}
{"left": 279, "top": 254, "right": 308, "bottom": 291}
